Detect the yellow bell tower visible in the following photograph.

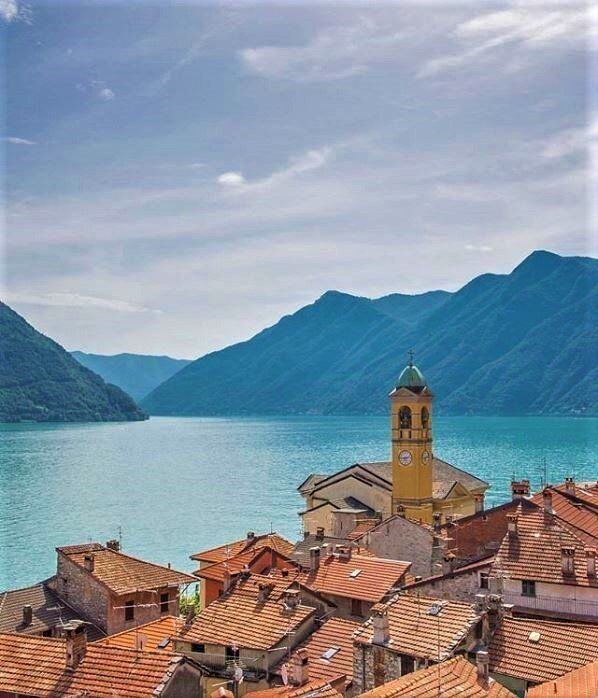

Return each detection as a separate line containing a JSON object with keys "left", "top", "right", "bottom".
{"left": 389, "top": 354, "right": 434, "bottom": 524}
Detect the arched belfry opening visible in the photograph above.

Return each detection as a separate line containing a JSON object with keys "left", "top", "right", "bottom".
{"left": 399, "top": 406, "right": 412, "bottom": 430}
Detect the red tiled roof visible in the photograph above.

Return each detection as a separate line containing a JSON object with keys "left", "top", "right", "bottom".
{"left": 190, "top": 533, "right": 294, "bottom": 563}
{"left": 247, "top": 676, "right": 344, "bottom": 698}
{"left": 488, "top": 617, "right": 598, "bottom": 684}
{"left": 491, "top": 505, "right": 598, "bottom": 587}
{"left": 527, "top": 660, "right": 598, "bottom": 697}
{"left": 303, "top": 554, "right": 410, "bottom": 603}
{"left": 530, "top": 487, "right": 598, "bottom": 544}
{"left": 0, "top": 631, "right": 195, "bottom": 697}
{"left": 93, "top": 615, "right": 179, "bottom": 653}
{"left": 354, "top": 594, "right": 479, "bottom": 661}
{"left": 347, "top": 519, "right": 379, "bottom": 540}
{"left": 359, "top": 656, "right": 515, "bottom": 697}
{"left": 195, "top": 546, "right": 298, "bottom": 582}
{"left": 177, "top": 577, "right": 317, "bottom": 651}
{"left": 273, "top": 618, "right": 360, "bottom": 686}
{"left": 57, "top": 543, "right": 196, "bottom": 595}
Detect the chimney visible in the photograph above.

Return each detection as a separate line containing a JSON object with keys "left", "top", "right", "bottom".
{"left": 476, "top": 650, "right": 489, "bottom": 686}
{"left": 315, "top": 527, "right": 325, "bottom": 541}
{"left": 22, "top": 604, "right": 33, "bottom": 627}
{"left": 309, "top": 546, "right": 321, "bottom": 572}
{"left": 442, "top": 552, "right": 456, "bottom": 575}
{"left": 371, "top": 603, "right": 390, "bottom": 645}
{"left": 246, "top": 531, "right": 255, "bottom": 541}
{"left": 184, "top": 605, "right": 196, "bottom": 626}
{"left": 561, "top": 546, "right": 576, "bottom": 576}
{"left": 290, "top": 648, "right": 309, "bottom": 686}
{"left": 223, "top": 569, "right": 232, "bottom": 593}
{"left": 83, "top": 554, "right": 95, "bottom": 572}
{"left": 542, "top": 488, "right": 553, "bottom": 516}
{"left": 336, "top": 545, "right": 352, "bottom": 561}
{"left": 135, "top": 633, "right": 147, "bottom": 651}
{"left": 564, "top": 477, "right": 575, "bottom": 494}
{"left": 486, "top": 593, "right": 503, "bottom": 635}
{"left": 511, "top": 480, "right": 530, "bottom": 500}
{"left": 432, "top": 512, "right": 442, "bottom": 533}
{"left": 106, "top": 539, "right": 120, "bottom": 551}
{"left": 585, "top": 548, "right": 596, "bottom": 578}
{"left": 445, "top": 514, "right": 454, "bottom": 525}
{"left": 239, "top": 564, "right": 251, "bottom": 580}
{"left": 258, "top": 582, "right": 274, "bottom": 603}
{"left": 506, "top": 513, "right": 518, "bottom": 536}
{"left": 474, "top": 494, "right": 484, "bottom": 513}
{"left": 63, "top": 620, "right": 87, "bottom": 671}
{"left": 396, "top": 505, "right": 405, "bottom": 518}
{"left": 283, "top": 588, "right": 301, "bottom": 609}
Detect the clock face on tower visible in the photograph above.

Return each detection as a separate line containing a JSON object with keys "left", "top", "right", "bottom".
{"left": 422, "top": 450, "right": 430, "bottom": 465}
{"left": 398, "top": 450, "right": 412, "bottom": 466}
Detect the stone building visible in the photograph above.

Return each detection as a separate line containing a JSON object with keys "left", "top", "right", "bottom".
{"left": 402, "top": 556, "right": 495, "bottom": 603}
{"left": 52, "top": 541, "right": 196, "bottom": 635}
{"left": 352, "top": 593, "right": 482, "bottom": 693}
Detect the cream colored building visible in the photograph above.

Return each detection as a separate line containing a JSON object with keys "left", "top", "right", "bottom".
{"left": 298, "top": 359, "right": 489, "bottom": 534}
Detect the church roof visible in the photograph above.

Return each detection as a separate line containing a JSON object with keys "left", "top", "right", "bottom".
{"left": 397, "top": 362, "right": 426, "bottom": 389}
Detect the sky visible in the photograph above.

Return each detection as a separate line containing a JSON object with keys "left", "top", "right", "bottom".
{"left": 2, "top": 0, "right": 596, "bottom": 358}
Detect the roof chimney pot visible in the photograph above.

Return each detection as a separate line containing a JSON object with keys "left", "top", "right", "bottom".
{"left": 476, "top": 650, "right": 489, "bottom": 687}
{"left": 83, "top": 554, "right": 95, "bottom": 573}
{"left": 63, "top": 620, "right": 87, "bottom": 671}
{"left": 309, "top": 546, "right": 321, "bottom": 572}
{"left": 371, "top": 603, "right": 390, "bottom": 645}
{"left": 22, "top": 604, "right": 33, "bottom": 627}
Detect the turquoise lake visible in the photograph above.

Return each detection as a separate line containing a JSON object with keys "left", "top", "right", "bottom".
{"left": 1, "top": 415, "right": 597, "bottom": 590}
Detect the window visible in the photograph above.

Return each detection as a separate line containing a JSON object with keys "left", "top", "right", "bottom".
{"left": 479, "top": 572, "right": 489, "bottom": 590}
{"left": 421, "top": 407, "right": 429, "bottom": 429}
{"left": 191, "top": 643, "right": 205, "bottom": 653}
{"left": 399, "top": 406, "right": 412, "bottom": 429}
{"left": 125, "top": 600, "right": 135, "bottom": 621}
{"left": 399, "top": 654, "right": 415, "bottom": 675}
{"left": 160, "top": 592, "right": 169, "bottom": 614}
{"left": 225, "top": 645, "right": 240, "bottom": 663}
{"left": 522, "top": 580, "right": 536, "bottom": 597}
{"left": 351, "top": 598, "right": 363, "bottom": 617}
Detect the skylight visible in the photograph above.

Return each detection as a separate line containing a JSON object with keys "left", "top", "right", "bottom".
{"left": 349, "top": 569, "right": 362, "bottom": 578}
{"left": 321, "top": 646, "right": 341, "bottom": 661}
{"left": 157, "top": 637, "right": 171, "bottom": 649}
{"left": 528, "top": 631, "right": 541, "bottom": 643}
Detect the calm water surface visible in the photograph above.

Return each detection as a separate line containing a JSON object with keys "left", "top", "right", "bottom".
{"left": 1, "top": 416, "right": 596, "bottom": 590}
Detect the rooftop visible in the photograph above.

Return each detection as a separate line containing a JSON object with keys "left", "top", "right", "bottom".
{"left": 93, "top": 615, "right": 179, "bottom": 653}
{"left": 527, "top": 660, "right": 598, "bottom": 697}
{"left": 530, "top": 485, "right": 598, "bottom": 545}
{"left": 247, "top": 676, "right": 344, "bottom": 698}
{"left": 176, "top": 576, "right": 317, "bottom": 651}
{"left": 273, "top": 617, "right": 361, "bottom": 687}
{"left": 303, "top": 553, "right": 411, "bottom": 603}
{"left": 354, "top": 593, "right": 479, "bottom": 661}
{"left": 491, "top": 504, "right": 598, "bottom": 587}
{"left": 0, "top": 580, "right": 105, "bottom": 641}
{"left": 0, "top": 631, "right": 195, "bottom": 697}
{"left": 359, "top": 656, "right": 515, "bottom": 697}
{"left": 190, "top": 532, "right": 294, "bottom": 564}
{"left": 57, "top": 543, "right": 196, "bottom": 595}
{"left": 488, "top": 616, "right": 598, "bottom": 684}
{"left": 194, "top": 545, "right": 298, "bottom": 582}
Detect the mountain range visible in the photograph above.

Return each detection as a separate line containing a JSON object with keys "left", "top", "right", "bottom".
{"left": 0, "top": 302, "right": 147, "bottom": 423}
{"left": 141, "top": 251, "right": 597, "bottom": 417}
{"left": 71, "top": 352, "right": 191, "bottom": 401}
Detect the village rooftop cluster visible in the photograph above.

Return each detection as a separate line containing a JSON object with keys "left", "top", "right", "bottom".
{"left": 1, "top": 361, "right": 596, "bottom": 697}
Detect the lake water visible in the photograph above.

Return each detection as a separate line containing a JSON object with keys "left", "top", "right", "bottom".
{"left": 1, "top": 415, "right": 596, "bottom": 590}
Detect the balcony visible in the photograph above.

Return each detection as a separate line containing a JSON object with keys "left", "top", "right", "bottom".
{"left": 503, "top": 591, "right": 598, "bottom": 618}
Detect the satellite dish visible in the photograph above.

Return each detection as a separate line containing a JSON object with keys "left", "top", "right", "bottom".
{"left": 281, "top": 663, "right": 289, "bottom": 686}
{"left": 233, "top": 665, "right": 244, "bottom": 684}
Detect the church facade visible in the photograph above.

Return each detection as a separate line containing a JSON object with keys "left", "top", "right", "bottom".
{"left": 298, "top": 359, "right": 489, "bottom": 534}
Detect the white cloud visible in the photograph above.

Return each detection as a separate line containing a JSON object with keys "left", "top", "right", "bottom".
{"left": 217, "top": 171, "right": 245, "bottom": 186}
{"left": 540, "top": 118, "right": 598, "bottom": 159}
{"left": 98, "top": 87, "right": 115, "bottom": 101}
{"left": 464, "top": 244, "right": 494, "bottom": 252}
{"left": 0, "top": 0, "right": 31, "bottom": 23}
{"left": 240, "top": 17, "right": 406, "bottom": 82}
{"left": 418, "top": 6, "right": 592, "bottom": 79}
{"left": 4, "top": 136, "right": 35, "bottom": 145}
{"left": 3, "top": 291, "right": 161, "bottom": 314}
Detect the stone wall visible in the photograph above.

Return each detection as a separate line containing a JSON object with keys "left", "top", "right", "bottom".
{"left": 352, "top": 642, "right": 410, "bottom": 694}
{"left": 56, "top": 553, "right": 110, "bottom": 631}
{"left": 404, "top": 564, "right": 492, "bottom": 603}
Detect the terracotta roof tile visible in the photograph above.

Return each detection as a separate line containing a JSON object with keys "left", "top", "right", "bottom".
{"left": 247, "top": 676, "right": 344, "bottom": 698}
{"left": 93, "top": 615, "right": 179, "bottom": 653}
{"left": 491, "top": 504, "right": 598, "bottom": 587}
{"left": 273, "top": 618, "right": 360, "bottom": 686}
{"left": 177, "top": 577, "right": 317, "bottom": 651}
{"left": 195, "top": 546, "right": 298, "bottom": 582}
{"left": 0, "top": 581, "right": 105, "bottom": 641}
{"left": 0, "top": 631, "right": 194, "bottom": 697}
{"left": 488, "top": 617, "right": 598, "bottom": 684}
{"left": 303, "top": 554, "right": 410, "bottom": 603}
{"left": 190, "top": 533, "right": 294, "bottom": 563}
{"left": 57, "top": 543, "right": 196, "bottom": 595}
{"left": 359, "top": 656, "right": 515, "bottom": 697}
{"left": 347, "top": 519, "right": 379, "bottom": 540}
{"left": 530, "top": 487, "right": 598, "bottom": 544}
{"left": 527, "top": 660, "right": 598, "bottom": 697}
{"left": 354, "top": 594, "right": 479, "bottom": 661}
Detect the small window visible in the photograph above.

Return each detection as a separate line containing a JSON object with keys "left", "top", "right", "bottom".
{"left": 160, "top": 592, "right": 169, "bottom": 614}
{"left": 399, "top": 654, "right": 415, "bottom": 675}
{"left": 158, "top": 637, "right": 171, "bottom": 650}
{"left": 226, "top": 645, "right": 240, "bottom": 663}
{"left": 479, "top": 572, "right": 489, "bottom": 590}
{"left": 321, "top": 646, "right": 341, "bottom": 661}
{"left": 351, "top": 598, "right": 363, "bottom": 617}
{"left": 191, "top": 643, "right": 206, "bottom": 653}
{"left": 125, "top": 600, "right": 135, "bottom": 621}
{"left": 421, "top": 407, "right": 430, "bottom": 429}
{"left": 522, "top": 580, "right": 536, "bottom": 597}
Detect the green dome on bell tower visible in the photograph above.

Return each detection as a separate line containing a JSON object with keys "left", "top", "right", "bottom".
{"left": 397, "top": 352, "right": 426, "bottom": 390}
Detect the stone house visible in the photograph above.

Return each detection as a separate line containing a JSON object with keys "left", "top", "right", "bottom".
{"left": 402, "top": 556, "right": 495, "bottom": 603}
{"left": 352, "top": 593, "right": 483, "bottom": 694}
{"left": 0, "top": 621, "right": 206, "bottom": 697}
{"left": 51, "top": 541, "right": 196, "bottom": 635}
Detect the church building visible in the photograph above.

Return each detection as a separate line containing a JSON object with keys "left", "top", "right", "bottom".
{"left": 298, "top": 358, "right": 489, "bottom": 534}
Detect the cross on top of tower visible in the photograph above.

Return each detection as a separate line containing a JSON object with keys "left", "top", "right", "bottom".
{"left": 408, "top": 350, "right": 414, "bottom": 367}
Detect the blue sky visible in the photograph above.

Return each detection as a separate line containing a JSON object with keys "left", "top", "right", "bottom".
{"left": 2, "top": 0, "right": 595, "bottom": 357}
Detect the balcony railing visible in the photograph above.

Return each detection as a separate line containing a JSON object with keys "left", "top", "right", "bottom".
{"left": 503, "top": 591, "right": 598, "bottom": 617}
